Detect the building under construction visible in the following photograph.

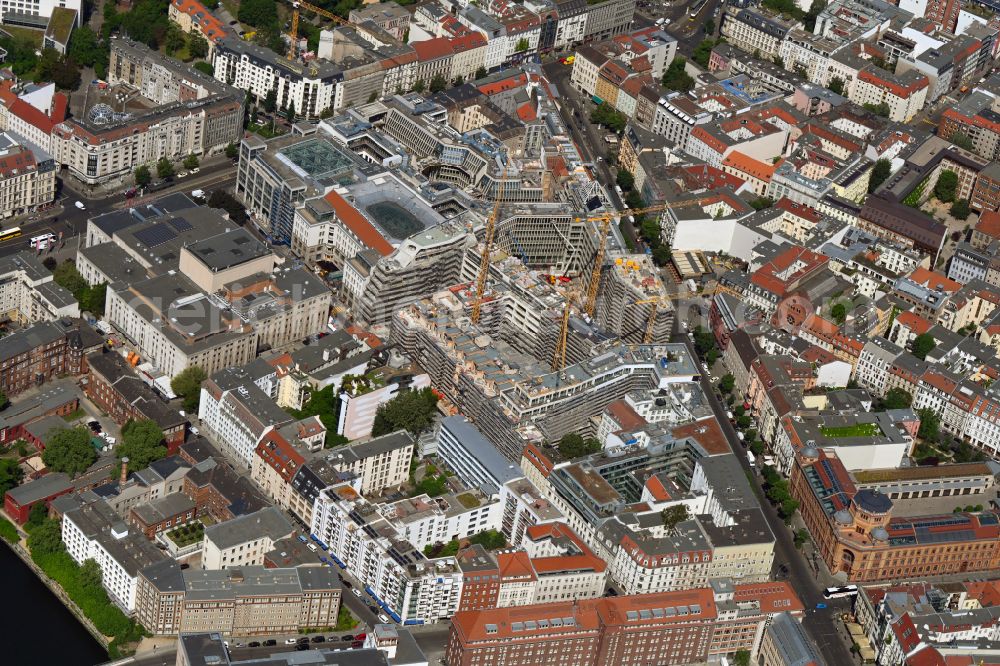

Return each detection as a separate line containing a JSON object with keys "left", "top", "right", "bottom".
{"left": 596, "top": 254, "right": 676, "bottom": 344}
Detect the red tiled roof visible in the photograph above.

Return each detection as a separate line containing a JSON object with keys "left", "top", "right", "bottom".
{"left": 895, "top": 311, "right": 932, "bottom": 335}
{"left": 323, "top": 189, "right": 393, "bottom": 257}
{"left": 477, "top": 73, "right": 527, "bottom": 96}
{"left": 497, "top": 551, "right": 535, "bottom": 581}
{"left": 909, "top": 267, "right": 961, "bottom": 294}
{"left": 413, "top": 37, "right": 454, "bottom": 62}
{"left": 721, "top": 150, "right": 778, "bottom": 181}
{"left": 171, "top": 0, "right": 229, "bottom": 42}
{"left": 977, "top": 210, "right": 1000, "bottom": 240}
{"left": 644, "top": 474, "right": 673, "bottom": 502}
{"left": 775, "top": 197, "right": 821, "bottom": 222}
{"left": 9, "top": 91, "right": 67, "bottom": 133}
{"left": 516, "top": 102, "right": 536, "bottom": 122}
{"left": 671, "top": 418, "right": 730, "bottom": 455}
{"left": 605, "top": 400, "right": 646, "bottom": 432}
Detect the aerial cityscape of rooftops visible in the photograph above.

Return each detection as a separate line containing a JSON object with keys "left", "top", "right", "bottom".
{"left": 7, "top": 0, "right": 1000, "bottom": 664}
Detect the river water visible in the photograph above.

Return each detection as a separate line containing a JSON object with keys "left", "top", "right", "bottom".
{"left": 0, "top": 541, "right": 108, "bottom": 666}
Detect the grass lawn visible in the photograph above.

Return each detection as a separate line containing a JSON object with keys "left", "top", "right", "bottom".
{"left": 2, "top": 26, "right": 43, "bottom": 47}
{"left": 62, "top": 407, "right": 86, "bottom": 422}
{"left": 820, "top": 423, "right": 879, "bottom": 438}
{"left": 455, "top": 493, "right": 480, "bottom": 509}
{"left": 334, "top": 606, "right": 358, "bottom": 631}
{"left": 248, "top": 122, "right": 285, "bottom": 139}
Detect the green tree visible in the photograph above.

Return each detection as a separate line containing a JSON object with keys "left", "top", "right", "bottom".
{"left": 692, "top": 39, "right": 716, "bottom": 68}
{"left": 803, "top": 0, "right": 828, "bottom": 30}
{"left": 429, "top": 74, "right": 448, "bottom": 93}
{"left": 831, "top": 302, "right": 847, "bottom": 325}
{"left": 51, "top": 57, "right": 82, "bottom": 91}
{"left": 193, "top": 61, "right": 214, "bottom": 76}
{"left": 882, "top": 388, "right": 912, "bottom": 409}
{"left": 412, "top": 79, "right": 426, "bottom": 93}
{"left": 934, "top": 170, "right": 958, "bottom": 202}
{"left": 263, "top": 86, "right": 278, "bottom": 113}
{"left": 79, "top": 559, "right": 103, "bottom": 591}
{"left": 733, "top": 649, "right": 752, "bottom": 666}
{"left": 661, "top": 504, "right": 689, "bottom": 530}
{"left": 27, "top": 502, "right": 48, "bottom": 528}
{"left": 704, "top": 17, "right": 715, "bottom": 34}
{"left": 68, "top": 26, "right": 102, "bottom": 68}
{"left": 171, "top": 366, "right": 207, "bottom": 412}
{"left": 289, "top": 385, "right": 346, "bottom": 447}
{"left": 475, "top": 66, "right": 487, "bottom": 80}
{"left": 0, "top": 458, "right": 23, "bottom": 496}
{"left": 165, "top": 23, "right": 186, "bottom": 55}
{"left": 749, "top": 197, "right": 775, "bottom": 210}
{"left": 156, "top": 157, "right": 175, "bottom": 180}
{"left": 912, "top": 333, "right": 936, "bottom": 360}
{"left": 189, "top": 33, "right": 209, "bottom": 59}
{"left": 26, "top": 517, "right": 64, "bottom": 554}
{"left": 557, "top": 432, "right": 601, "bottom": 459}
{"left": 863, "top": 102, "right": 891, "bottom": 117}
{"left": 225, "top": 142, "right": 239, "bottom": 160}
{"left": 948, "top": 131, "right": 973, "bottom": 151}
{"left": 590, "top": 104, "right": 627, "bottom": 134}
{"left": 118, "top": 419, "right": 166, "bottom": 470}
{"left": 951, "top": 198, "right": 971, "bottom": 220}
{"left": 661, "top": 57, "right": 694, "bottom": 92}
{"left": 453, "top": 75, "right": 464, "bottom": 86}
{"left": 917, "top": 408, "right": 940, "bottom": 441}
{"left": 371, "top": 388, "right": 438, "bottom": 437}
{"left": 41, "top": 427, "right": 97, "bottom": 477}
{"left": 183, "top": 154, "right": 199, "bottom": 170}
{"left": 82, "top": 283, "right": 107, "bottom": 317}
{"left": 468, "top": 529, "right": 506, "bottom": 549}
{"left": 773, "top": 55, "right": 785, "bottom": 68}
{"left": 869, "top": 158, "right": 891, "bottom": 193}
{"left": 53, "top": 261, "right": 87, "bottom": 299}
{"left": 718, "top": 374, "right": 735, "bottom": 394}
{"left": 793, "top": 528, "right": 810, "bottom": 549}
{"left": 515, "top": 38, "right": 529, "bottom": 52}
{"left": 285, "top": 102, "right": 296, "bottom": 123}
{"left": 616, "top": 169, "right": 634, "bottom": 192}
{"left": 238, "top": 0, "right": 278, "bottom": 27}
{"left": 828, "top": 76, "right": 845, "bottom": 95}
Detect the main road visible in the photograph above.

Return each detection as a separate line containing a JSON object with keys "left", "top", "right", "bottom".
{"left": 673, "top": 329, "right": 856, "bottom": 665}
{"left": 0, "top": 160, "right": 238, "bottom": 259}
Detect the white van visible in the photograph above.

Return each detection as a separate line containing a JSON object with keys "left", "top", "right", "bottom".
{"left": 74, "top": 201, "right": 85, "bottom": 210}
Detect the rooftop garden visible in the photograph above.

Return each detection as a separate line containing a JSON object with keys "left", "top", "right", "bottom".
{"left": 820, "top": 423, "right": 879, "bottom": 438}
{"left": 166, "top": 521, "right": 204, "bottom": 548}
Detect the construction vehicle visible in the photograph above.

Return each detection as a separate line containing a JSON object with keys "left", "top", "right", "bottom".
{"left": 573, "top": 202, "right": 677, "bottom": 317}
{"left": 472, "top": 160, "right": 508, "bottom": 324}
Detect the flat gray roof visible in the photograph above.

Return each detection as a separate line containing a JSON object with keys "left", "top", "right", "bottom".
{"left": 204, "top": 506, "right": 294, "bottom": 551}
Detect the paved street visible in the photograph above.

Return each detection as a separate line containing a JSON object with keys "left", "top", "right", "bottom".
{"left": 0, "top": 159, "right": 238, "bottom": 259}
{"left": 673, "top": 327, "right": 857, "bottom": 666}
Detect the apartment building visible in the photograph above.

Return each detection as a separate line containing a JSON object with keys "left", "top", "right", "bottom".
{"left": 0, "top": 251, "right": 79, "bottom": 323}
{"left": 720, "top": 8, "right": 792, "bottom": 60}
{"left": 52, "top": 40, "right": 243, "bottom": 185}
{"left": 849, "top": 67, "right": 929, "bottom": 123}
{"left": 168, "top": 0, "right": 229, "bottom": 55}
{"left": 310, "top": 483, "right": 465, "bottom": 624}
{"left": 135, "top": 560, "right": 341, "bottom": 636}
{"left": 61, "top": 496, "right": 169, "bottom": 613}
{"left": 325, "top": 430, "right": 415, "bottom": 496}
{"left": 379, "top": 489, "right": 503, "bottom": 552}
{"left": 199, "top": 366, "right": 295, "bottom": 469}
{"left": 202, "top": 506, "right": 295, "bottom": 570}
{"left": 0, "top": 131, "right": 57, "bottom": 218}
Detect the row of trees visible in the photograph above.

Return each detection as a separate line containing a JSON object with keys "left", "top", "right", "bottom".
{"left": 52, "top": 260, "right": 107, "bottom": 316}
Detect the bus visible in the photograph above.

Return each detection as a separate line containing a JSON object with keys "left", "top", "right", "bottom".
{"left": 29, "top": 233, "right": 56, "bottom": 250}
{"left": 0, "top": 226, "right": 21, "bottom": 242}
{"left": 690, "top": 0, "right": 708, "bottom": 16}
{"left": 824, "top": 585, "right": 859, "bottom": 599}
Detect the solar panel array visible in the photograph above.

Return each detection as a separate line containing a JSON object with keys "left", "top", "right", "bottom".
{"left": 134, "top": 222, "right": 178, "bottom": 248}
{"left": 168, "top": 216, "right": 193, "bottom": 232}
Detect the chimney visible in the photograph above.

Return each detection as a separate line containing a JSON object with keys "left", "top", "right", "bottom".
{"left": 120, "top": 457, "right": 129, "bottom": 486}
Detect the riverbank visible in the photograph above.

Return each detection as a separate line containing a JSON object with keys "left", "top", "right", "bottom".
{"left": 0, "top": 519, "right": 110, "bottom": 652}
{"left": 0, "top": 520, "right": 108, "bottom": 666}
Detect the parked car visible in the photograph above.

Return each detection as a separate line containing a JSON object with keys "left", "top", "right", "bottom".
{"left": 247, "top": 642, "right": 260, "bottom": 648}
{"left": 378, "top": 614, "right": 390, "bottom": 623}
{"left": 74, "top": 201, "right": 85, "bottom": 210}
{"left": 352, "top": 588, "right": 362, "bottom": 597}
{"left": 262, "top": 640, "right": 276, "bottom": 647}
{"left": 341, "top": 635, "right": 354, "bottom": 642}
{"left": 311, "top": 636, "right": 326, "bottom": 643}
{"left": 284, "top": 639, "right": 298, "bottom": 645}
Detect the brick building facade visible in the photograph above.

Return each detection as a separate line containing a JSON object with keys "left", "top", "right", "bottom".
{"left": 0, "top": 319, "right": 101, "bottom": 398}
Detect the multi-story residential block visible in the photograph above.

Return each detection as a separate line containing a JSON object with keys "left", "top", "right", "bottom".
{"left": 326, "top": 430, "right": 415, "bottom": 496}
{"left": 310, "top": 483, "right": 466, "bottom": 623}
{"left": 52, "top": 39, "right": 243, "bottom": 185}
{"left": 0, "top": 131, "right": 57, "bottom": 218}
{"left": 168, "top": 0, "right": 229, "bottom": 55}
{"left": 135, "top": 560, "right": 341, "bottom": 636}
{"left": 202, "top": 506, "right": 295, "bottom": 570}
{"left": 0, "top": 251, "right": 79, "bottom": 323}
{"left": 199, "top": 366, "right": 295, "bottom": 469}
{"left": 720, "top": 8, "right": 792, "bottom": 60}
{"left": 61, "top": 496, "right": 169, "bottom": 613}
{"left": 849, "top": 66, "right": 929, "bottom": 122}
{"left": 349, "top": 2, "right": 411, "bottom": 41}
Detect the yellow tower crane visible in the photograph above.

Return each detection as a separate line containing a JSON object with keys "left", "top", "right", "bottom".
{"left": 286, "top": 0, "right": 353, "bottom": 60}
{"left": 471, "top": 161, "right": 508, "bottom": 324}
{"left": 574, "top": 202, "right": 676, "bottom": 316}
